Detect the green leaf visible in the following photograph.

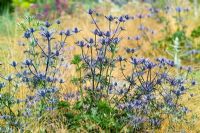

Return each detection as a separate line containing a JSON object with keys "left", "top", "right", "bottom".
{"left": 71, "top": 54, "right": 81, "bottom": 65}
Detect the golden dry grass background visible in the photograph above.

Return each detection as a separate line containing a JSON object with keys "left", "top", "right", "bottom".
{"left": 0, "top": 1, "right": 200, "bottom": 132}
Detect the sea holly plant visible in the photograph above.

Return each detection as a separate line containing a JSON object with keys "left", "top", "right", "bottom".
{"left": 64, "top": 9, "right": 196, "bottom": 132}
{"left": 71, "top": 9, "right": 132, "bottom": 102}
{"left": 0, "top": 16, "right": 79, "bottom": 131}
{"left": 117, "top": 54, "right": 195, "bottom": 131}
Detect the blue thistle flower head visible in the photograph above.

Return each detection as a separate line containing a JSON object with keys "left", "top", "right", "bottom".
{"left": 59, "top": 30, "right": 64, "bottom": 36}
{"left": 6, "top": 75, "right": 13, "bottom": 82}
{"left": 124, "top": 15, "right": 130, "bottom": 20}
{"left": 105, "top": 31, "right": 111, "bottom": 37}
{"left": 24, "top": 30, "right": 31, "bottom": 39}
{"left": 0, "top": 82, "right": 5, "bottom": 89}
{"left": 11, "top": 61, "right": 17, "bottom": 67}
{"left": 45, "top": 21, "right": 51, "bottom": 28}
{"left": 93, "top": 29, "right": 99, "bottom": 35}
{"left": 41, "top": 30, "right": 53, "bottom": 40}
{"left": 137, "top": 14, "right": 144, "bottom": 19}
{"left": 77, "top": 41, "right": 85, "bottom": 47}
{"left": 73, "top": 27, "right": 80, "bottom": 33}
{"left": 134, "top": 35, "right": 141, "bottom": 41}
{"left": 118, "top": 16, "right": 125, "bottom": 22}
{"left": 29, "top": 28, "right": 35, "bottom": 33}
{"left": 88, "top": 9, "right": 93, "bottom": 15}
{"left": 55, "top": 50, "right": 59, "bottom": 56}
{"left": 56, "top": 19, "right": 61, "bottom": 24}
{"left": 176, "top": 7, "right": 182, "bottom": 13}
{"left": 89, "top": 38, "right": 94, "bottom": 44}
{"left": 191, "top": 80, "right": 196, "bottom": 86}
{"left": 65, "top": 29, "right": 71, "bottom": 36}
{"left": 24, "top": 59, "right": 32, "bottom": 66}
{"left": 59, "top": 79, "right": 64, "bottom": 84}
{"left": 105, "top": 15, "right": 114, "bottom": 21}
{"left": 38, "top": 89, "right": 47, "bottom": 97}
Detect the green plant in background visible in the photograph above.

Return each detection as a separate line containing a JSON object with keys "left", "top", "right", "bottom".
{"left": 0, "top": 0, "right": 13, "bottom": 14}
{"left": 69, "top": 0, "right": 99, "bottom": 10}
{"left": 153, "top": 5, "right": 200, "bottom": 64}
{"left": 191, "top": 25, "right": 200, "bottom": 40}
{"left": 166, "top": 37, "right": 182, "bottom": 68}
{"left": 12, "top": 0, "right": 36, "bottom": 9}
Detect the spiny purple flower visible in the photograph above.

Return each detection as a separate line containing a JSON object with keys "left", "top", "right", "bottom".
{"left": 137, "top": 14, "right": 145, "bottom": 19}
{"left": 55, "top": 50, "right": 59, "bottom": 56}
{"left": 179, "top": 86, "right": 185, "bottom": 91}
{"left": 65, "top": 29, "right": 71, "bottom": 36}
{"left": 0, "top": 115, "right": 11, "bottom": 119}
{"left": 0, "top": 82, "right": 5, "bottom": 89}
{"left": 175, "top": 90, "right": 182, "bottom": 96}
{"left": 100, "top": 38, "right": 110, "bottom": 45}
{"left": 56, "top": 19, "right": 61, "bottom": 24}
{"left": 105, "top": 15, "right": 114, "bottom": 21}
{"left": 29, "top": 28, "right": 35, "bottom": 33}
{"left": 134, "top": 35, "right": 141, "bottom": 41}
{"left": 118, "top": 16, "right": 125, "bottom": 22}
{"left": 169, "top": 78, "right": 178, "bottom": 86}
{"left": 130, "top": 57, "right": 144, "bottom": 65}
{"left": 77, "top": 41, "right": 85, "bottom": 47}
{"left": 24, "top": 30, "right": 31, "bottom": 39}
{"left": 11, "top": 61, "right": 17, "bottom": 67}
{"left": 167, "top": 60, "right": 175, "bottom": 67}
{"left": 176, "top": 7, "right": 182, "bottom": 13}
{"left": 187, "top": 67, "right": 192, "bottom": 72}
{"left": 138, "top": 24, "right": 145, "bottom": 31}
{"left": 181, "top": 107, "right": 189, "bottom": 113}
{"left": 37, "top": 73, "right": 46, "bottom": 80}
{"left": 126, "top": 48, "right": 131, "bottom": 53}
{"left": 141, "top": 82, "right": 154, "bottom": 93}
{"left": 105, "top": 31, "right": 111, "bottom": 37}
{"left": 24, "top": 59, "right": 32, "bottom": 66}
{"left": 45, "top": 21, "right": 51, "bottom": 28}
{"left": 59, "top": 30, "right": 64, "bottom": 35}
{"left": 191, "top": 80, "right": 196, "bottom": 86}
{"left": 144, "top": 61, "right": 156, "bottom": 69}
{"left": 160, "top": 72, "right": 168, "bottom": 79}
{"left": 64, "top": 92, "right": 76, "bottom": 100}
{"left": 59, "top": 79, "right": 64, "bottom": 83}
{"left": 112, "top": 37, "right": 120, "bottom": 44}
{"left": 117, "top": 104, "right": 126, "bottom": 109}
{"left": 47, "top": 87, "right": 57, "bottom": 93}
{"left": 41, "top": 30, "right": 53, "bottom": 40}
{"left": 184, "top": 8, "right": 190, "bottom": 12}
{"left": 6, "top": 75, "right": 12, "bottom": 82}
{"left": 22, "top": 77, "right": 29, "bottom": 82}
{"left": 150, "top": 118, "right": 161, "bottom": 127}
{"left": 73, "top": 27, "right": 80, "bottom": 33}
{"left": 156, "top": 79, "right": 162, "bottom": 85}
{"left": 117, "top": 56, "right": 126, "bottom": 62}
{"left": 129, "top": 115, "right": 146, "bottom": 126}
{"left": 88, "top": 9, "right": 93, "bottom": 15}
{"left": 93, "top": 29, "right": 99, "bottom": 35}
{"left": 97, "top": 31, "right": 103, "bottom": 36}
{"left": 38, "top": 89, "right": 47, "bottom": 97}
{"left": 89, "top": 38, "right": 94, "bottom": 44}
{"left": 124, "top": 15, "right": 130, "bottom": 20}
{"left": 47, "top": 77, "right": 54, "bottom": 82}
